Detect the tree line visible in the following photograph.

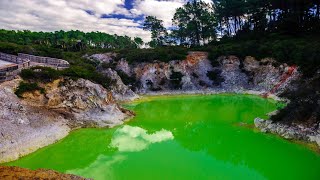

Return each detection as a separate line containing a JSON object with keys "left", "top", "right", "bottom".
{"left": 144, "top": 0, "right": 320, "bottom": 47}
{"left": 0, "top": 29, "right": 144, "bottom": 51}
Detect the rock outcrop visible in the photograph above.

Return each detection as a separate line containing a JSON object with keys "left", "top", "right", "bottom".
{"left": 22, "top": 78, "right": 131, "bottom": 127}
{"left": 87, "top": 53, "right": 139, "bottom": 101}
{"left": 116, "top": 59, "right": 131, "bottom": 76}
{"left": 218, "top": 55, "right": 248, "bottom": 90}
{"left": 243, "top": 56, "right": 298, "bottom": 94}
{"left": 102, "top": 68, "right": 138, "bottom": 101}
{"left": 132, "top": 52, "right": 214, "bottom": 92}
{"left": 85, "top": 53, "right": 116, "bottom": 64}
{"left": 0, "top": 78, "right": 133, "bottom": 163}
{"left": 254, "top": 118, "right": 320, "bottom": 147}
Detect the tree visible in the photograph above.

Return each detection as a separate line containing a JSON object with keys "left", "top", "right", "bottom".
{"left": 143, "top": 16, "right": 168, "bottom": 47}
{"left": 212, "top": 0, "right": 320, "bottom": 36}
{"left": 134, "top": 37, "right": 144, "bottom": 48}
{"left": 213, "top": 0, "right": 247, "bottom": 36}
{"left": 172, "top": 0, "right": 216, "bottom": 46}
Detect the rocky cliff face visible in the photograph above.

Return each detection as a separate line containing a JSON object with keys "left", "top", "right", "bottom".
{"left": 217, "top": 55, "right": 249, "bottom": 90}
{"left": 0, "top": 78, "right": 133, "bottom": 163}
{"left": 92, "top": 51, "right": 298, "bottom": 94}
{"left": 133, "top": 52, "right": 214, "bottom": 92}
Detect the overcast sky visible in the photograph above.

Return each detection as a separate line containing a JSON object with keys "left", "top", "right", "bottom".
{"left": 0, "top": 0, "right": 214, "bottom": 42}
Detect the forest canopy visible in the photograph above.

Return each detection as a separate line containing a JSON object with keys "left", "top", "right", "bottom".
{"left": 0, "top": 30, "right": 143, "bottom": 51}
{"left": 142, "top": 0, "right": 320, "bottom": 46}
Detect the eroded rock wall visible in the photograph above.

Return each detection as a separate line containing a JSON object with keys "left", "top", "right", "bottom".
{"left": 105, "top": 52, "right": 298, "bottom": 94}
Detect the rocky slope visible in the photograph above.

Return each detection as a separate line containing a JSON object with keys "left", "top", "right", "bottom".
{"left": 0, "top": 78, "right": 133, "bottom": 163}
{"left": 0, "top": 166, "right": 90, "bottom": 180}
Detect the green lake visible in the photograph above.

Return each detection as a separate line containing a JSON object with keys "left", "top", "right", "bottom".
{"left": 4, "top": 94, "right": 320, "bottom": 179}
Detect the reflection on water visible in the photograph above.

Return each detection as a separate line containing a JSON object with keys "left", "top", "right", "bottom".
{"left": 67, "top": 125, "right": 174, "bottom": 179}
{"left": 5, "top": 94, "right": 320, "bottom": 180}
{"left": 67, "top": 155, "right": 127, "bottom": 180}
{"left": 110, "top": 125, "right": 174, "bottom": 152}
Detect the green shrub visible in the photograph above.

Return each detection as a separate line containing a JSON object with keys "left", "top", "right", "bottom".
{"left": 61, "top": 66, "right": 115, "bottom": 89}
{"left": 20, "top": 66, "right": 61, "bottom": 83}
{"left": 15, "top": 82, "right": 45, "bottom": 98}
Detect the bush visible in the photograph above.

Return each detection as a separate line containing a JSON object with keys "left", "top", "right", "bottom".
{"left": 20, "top": 66, "right": 61, "bottom": 83}
{"left": 271, "top": 75, "right": 320, "bottom": 124}
{"left": 61, "top": 66, "right": 115, "bottom": 89}
{"left": 15, "top": 82, "right": 45, "bottom": 98}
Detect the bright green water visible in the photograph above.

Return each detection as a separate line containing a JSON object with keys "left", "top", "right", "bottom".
{"left": 4, "top": 94, "right": 320, "bottom": 180}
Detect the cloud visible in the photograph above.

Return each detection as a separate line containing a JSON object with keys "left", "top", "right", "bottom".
{"left": 66, "top": 0, "right": 128, "bottom": 16}
{"left": 110, "top": 125, "right": 174, "bottom": 152}
{"left": 0, "top": 0, "right": 151, "bottom": 42}
{"left": 131, "top": 0, "right": 186, "bottom": 27}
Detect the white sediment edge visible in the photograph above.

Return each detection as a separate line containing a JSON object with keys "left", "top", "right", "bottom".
{"left": 0, "top": 122, "right": 71, "bottom": 163}
{"left": 137, "top": 89, "right": 285, "bottom": 102}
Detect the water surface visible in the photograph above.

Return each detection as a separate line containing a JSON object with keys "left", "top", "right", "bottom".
{"left": 5, "top": 94, "right": 320, "bottom": 179}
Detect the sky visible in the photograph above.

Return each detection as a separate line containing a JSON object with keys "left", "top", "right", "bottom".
{"left": 0, "top": 0, "right": 211, "bottom": 42}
